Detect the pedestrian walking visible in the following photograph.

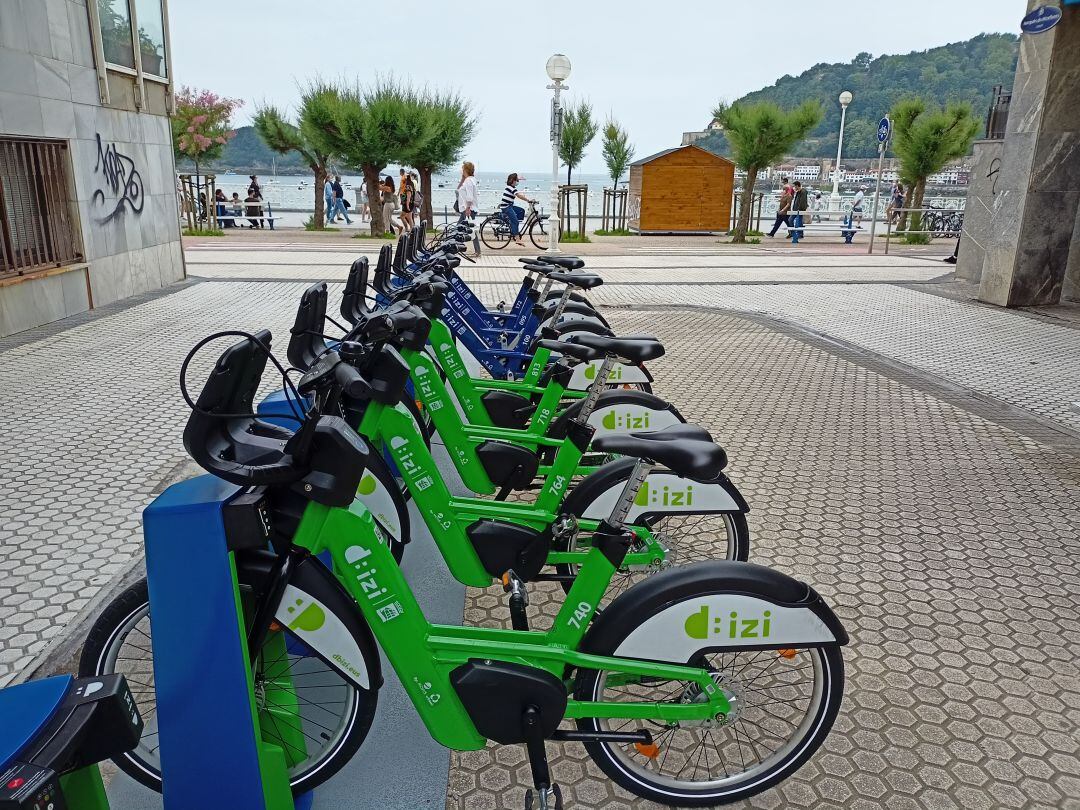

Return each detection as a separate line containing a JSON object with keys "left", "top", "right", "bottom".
{"left": 790, "top": 181, "right": 809, "bottom": 243}
{"left": 852, "top": 185, "right": 866, "bottom": 228}
{"left": 329, "top": 175, "right": 352, "bottom": 224}
{"left": 457, "top": 161, "right": 481, "bottom": 257}
{"left": 324, "top": 175, "right": 335, "bottom": 226}
{"left": 887, "top": 183, "right": 905, "bottom": 225}
{"left": 409, "top": 171, "right": 422, "bottom": 224}
{"left": 767, "top": 183, "right": 793, "bottom": 238}
{"left": 380, "top": 175, "right": 402, "bottom": 236}
{"left": 399, "top": 168, "right": 414, "bottom": 233}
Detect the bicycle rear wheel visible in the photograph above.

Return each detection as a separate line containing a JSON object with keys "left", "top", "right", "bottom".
{"left": 480, "top": 216, "right": 512, "bottom": 250}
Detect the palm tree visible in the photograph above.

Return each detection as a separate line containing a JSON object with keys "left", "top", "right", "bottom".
{"left": 890, "top": 98, "right": 979, "bottom": 238}
{"left": 712, "top": 100, "right": 822, "bottom": 243}
{"left": 409, "top": 92, "right": 477, "bottom": 227}
{"left": 252, "top": 85, "right": 337, "bottom": 229}
{"left": 558, "top": 100, "right": 598, "bottom": 185}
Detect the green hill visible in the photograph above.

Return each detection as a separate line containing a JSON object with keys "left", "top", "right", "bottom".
{"left": 176, "top": 125, "right": 309, "bottom": 174}
{"left": 697, "top": 33, "right": 1018, "bottom": 159}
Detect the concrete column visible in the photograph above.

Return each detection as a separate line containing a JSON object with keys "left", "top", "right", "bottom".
{"left": 978, "top": 1, "right": 1080, "bottom": 307}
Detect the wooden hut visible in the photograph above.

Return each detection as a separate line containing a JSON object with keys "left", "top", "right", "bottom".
{"left": 628, "top": 145, "right": 735, "bottom": 233}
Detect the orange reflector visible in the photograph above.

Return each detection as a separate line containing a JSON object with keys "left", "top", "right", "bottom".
{"left": 501, "top": 573, "right": 511, "bottom": 587}
{"left": 634, "top": 742, "right": 660, "bottom": 759}
{"left": 778, "top": 648, "right": 798, "bottom": 659}
{"left": 269, "top": 621, "right": 282, "bottom": 632}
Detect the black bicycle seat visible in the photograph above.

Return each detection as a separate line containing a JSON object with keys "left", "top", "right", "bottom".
{"left": 536, "top": 255, "right": 585, "bottom": 270}
{"left": 547, "top": 270, "right": 602, "bottom": 290}
{"left": 592, "top": 425, "right": 727, "bottom": 481}
{"left": 533, "top": 338, "right": 598, "bottom": 362}
{"left": 568, "top": 333, "right": 665, "bottom": 363}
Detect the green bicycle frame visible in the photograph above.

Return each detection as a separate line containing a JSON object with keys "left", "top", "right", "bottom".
{"left": 357, "top": 399, "right": 669, "bottom": 585}
{"left": 291, "top": 499, "right": 729, "bottom": 750}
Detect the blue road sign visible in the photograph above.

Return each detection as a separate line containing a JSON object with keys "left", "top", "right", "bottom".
{"left": 1021, "top": 5, "right": 1062, "bottom": 33}
{"left": 877, "top": 117, "right": 891, "bottom": 144}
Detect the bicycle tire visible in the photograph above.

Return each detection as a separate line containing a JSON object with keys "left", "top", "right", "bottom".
{"left": 528, "top": 216, "right": 550, "bottom": 251}
{"left": 79, "top": 577, "right": 378, "bottom": 796}
{"left": 573, "top": 565, "right": 845, "bottom": 806}
{"left": 479, "top": 216, "right": 511, "bottom": 251}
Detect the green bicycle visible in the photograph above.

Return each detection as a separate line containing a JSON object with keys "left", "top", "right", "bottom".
{"left": 82, "top": 333, "right": 847, "bottom": 807}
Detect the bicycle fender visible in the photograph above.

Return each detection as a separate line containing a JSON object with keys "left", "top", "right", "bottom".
{"left": 567, "top": 359, "right": 651, "bottom": 390}
{"left": 581, "top": 391, "right": 685, "bottom": 434}
{"left": 574, "top": 471, "right": 749, "bottom": 522}
{"left": 274, "top": 554, "right": 383, "bottom": 691}
{"left": 582, "top": 561, "right": 848, "bottom": 663}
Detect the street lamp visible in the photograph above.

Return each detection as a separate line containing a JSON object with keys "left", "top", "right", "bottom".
{"left": 546, "top": 53, "right": 571, "bottom": 253}
{"left": 829, "top": 90, "right": 853, "bottom": 216}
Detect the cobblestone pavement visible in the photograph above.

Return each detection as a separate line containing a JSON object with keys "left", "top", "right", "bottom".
{"left": 1, "top": 250, "right": 1079, "bottom": 808}
{"left": 448, "top": 308, "right": 1080, "bottom": 810}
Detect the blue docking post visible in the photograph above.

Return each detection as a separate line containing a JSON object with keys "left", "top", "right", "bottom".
{"left": 144, "top": 475, "right": 300, "bottom": 810}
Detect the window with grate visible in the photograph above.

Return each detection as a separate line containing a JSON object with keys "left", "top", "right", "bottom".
{"left": 0, "top": 139, "right": 83, "bottom": 279}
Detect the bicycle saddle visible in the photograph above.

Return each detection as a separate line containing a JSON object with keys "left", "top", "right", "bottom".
{"left": 183, "top": 331, "right": 370, "bottom": 506}
{"left": 592, "top": 425, "right": 727, "bottom": 481}
{"left": 546, "top": 270, "right": 603, "bottom": 290}
{"left": 568, "top": 333, "right": 665, "bottom": 363}
{"left": 535, "top": 255, "right": 585, "bottom": 270}
{"left": 533, "top": 338, "right": 599, "bottom": 362}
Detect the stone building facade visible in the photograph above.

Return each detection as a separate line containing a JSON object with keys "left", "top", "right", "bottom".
{"left": 0, "top": 0, "right": 183, "bottom": 337}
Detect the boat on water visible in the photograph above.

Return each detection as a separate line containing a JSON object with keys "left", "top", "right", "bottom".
{"left": 223, "top": 170, "right": 236, "bottom": 176}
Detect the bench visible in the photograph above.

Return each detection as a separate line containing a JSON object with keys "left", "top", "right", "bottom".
{"left": 211, "top": 202, "right": 276, "bottom": 230}
{"left": 785, "top": 213, "right": 858, "bottom": 244}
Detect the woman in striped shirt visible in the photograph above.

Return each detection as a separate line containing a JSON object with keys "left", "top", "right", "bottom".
{"left": 499, "top": 173, "right": 536, "bottom": 246}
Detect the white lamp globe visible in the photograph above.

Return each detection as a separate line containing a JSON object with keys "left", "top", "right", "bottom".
{"left": 839, "top": 90, "right": 853, "bottom": 107}
{"left": 546, "top": 54, "right": 572, "bottom": 82}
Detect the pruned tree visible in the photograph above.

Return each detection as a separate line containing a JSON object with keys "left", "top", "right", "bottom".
{"left": 410, "top": 91, "right": 477, "bottom": 227}
{"left": 335, "top": 79, "right": 432, "bottom": 236}
{"left": 712, "top": 99, "right": 822, "bottom": 243}
{"left": 601, "top": 119, "right": 634, "bottom": 190}
{"left": 890, "top": 98, "right": 979, "bottom": 237}
{"left": 558, "top": 100, "right": 598, "bottom": 185}
{"left": 253, "top": 85, "right": 337, "bottom": 230}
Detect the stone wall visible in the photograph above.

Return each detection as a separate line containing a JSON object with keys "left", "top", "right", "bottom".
{"left": 978, "top": 2, "right": 1080, "bottom": 307}
{"left": 0, "top": 0, "right": 183, "bottom": 337}
{"left": 956, "top": 139, "right": 1004, "bottom": 283}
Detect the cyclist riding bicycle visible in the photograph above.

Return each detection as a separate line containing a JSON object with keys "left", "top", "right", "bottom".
{"left": 499, "top": 172, "right": 537, "bottom": 246}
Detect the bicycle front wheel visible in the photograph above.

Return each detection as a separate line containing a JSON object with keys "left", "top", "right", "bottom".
{"left": 529, "top": 216, "right": 551, "bottom": 251}
{"left": 479, "top": 216, "right": 511, "bottom": 250}
{"left": 79, "top": 577, "right": 376, "bottom": 796}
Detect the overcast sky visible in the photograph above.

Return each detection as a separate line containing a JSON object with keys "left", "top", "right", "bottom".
{"left": 169, "top": 0, "right": 1023, "bottom": 175}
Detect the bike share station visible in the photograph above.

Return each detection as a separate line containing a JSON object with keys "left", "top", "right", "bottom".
{"left": 101, "top": 463, "right": 466, "bottom": 808}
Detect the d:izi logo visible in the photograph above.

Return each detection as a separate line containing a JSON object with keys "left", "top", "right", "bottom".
{"left": 684, "top": 606, "right": 772, "bottom": 640}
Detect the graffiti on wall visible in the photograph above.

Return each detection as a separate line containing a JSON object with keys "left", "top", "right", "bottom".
{"left": 92, "top": 133, "right": 145, "bottom": 223}
{"left": 987, "top": 158, "right": 1001, "bottom": 197}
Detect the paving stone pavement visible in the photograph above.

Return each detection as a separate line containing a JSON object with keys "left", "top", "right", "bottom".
{"left": 0, "top": 281, "right": 339, "bottom": 685}
{"left": 1, "top": 258, "right": 1079, "bottom": 809}
{"left": 447, "top": 308, "right": 1080, "bottom": 810}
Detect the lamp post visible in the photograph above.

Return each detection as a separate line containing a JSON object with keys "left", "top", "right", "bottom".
{"left": 546, "top": 53, "right": 571, "bottom": 253}
{"left": 829, "top": 90, "right": 853, "bottom": 217}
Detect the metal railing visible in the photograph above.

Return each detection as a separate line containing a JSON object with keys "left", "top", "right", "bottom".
{"left": 985, "top": 85, "right": 1011, "bottom": 140}
{"left": 882, "top": 207, "right": 964, "bottom": 254}
{"left": 0, "top": 138, "right": 83, "bottom": 279}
